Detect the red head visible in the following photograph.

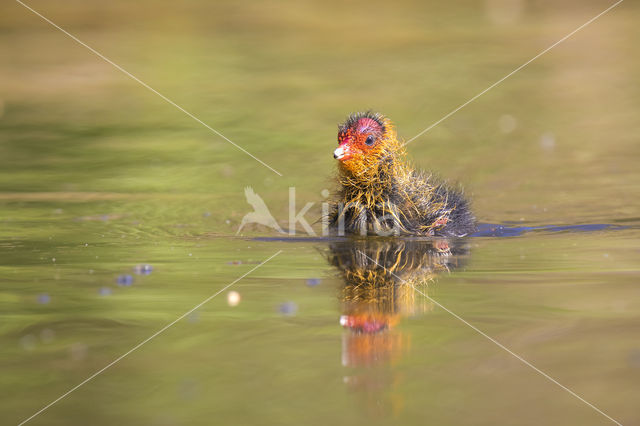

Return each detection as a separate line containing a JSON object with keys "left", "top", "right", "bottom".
{"left": 334, "top": 112, "right": 398, "bottom": 175}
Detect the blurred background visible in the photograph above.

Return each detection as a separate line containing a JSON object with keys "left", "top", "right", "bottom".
{"left": 1, "top": 0, "right": 638, "bottom": 227}
{"left": 1, "top": 0, "right": 639, "bottom": 425}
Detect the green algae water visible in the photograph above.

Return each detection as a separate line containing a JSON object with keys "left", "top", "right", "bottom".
{"left": 2, "top": 1, "right": 640, "bottom": 425}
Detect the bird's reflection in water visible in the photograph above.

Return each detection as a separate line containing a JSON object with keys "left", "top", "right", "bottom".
{"left": 326, "top": 238, "right": 470, "bottom": 415}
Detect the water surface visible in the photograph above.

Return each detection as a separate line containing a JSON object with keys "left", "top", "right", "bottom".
{"left": 1, "top": 1, "right": 639, "bottom": 425}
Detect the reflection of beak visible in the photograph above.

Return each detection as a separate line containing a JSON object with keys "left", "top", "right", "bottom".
{"left": 340, "top": 314, "right": 388, "bottom": 333}
{"left": 334, "top": 144, "right": 352, "bottom": 161}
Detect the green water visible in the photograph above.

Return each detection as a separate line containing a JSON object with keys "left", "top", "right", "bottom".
{"left": 2, "top": 1, "right": 640, "bottom": 425}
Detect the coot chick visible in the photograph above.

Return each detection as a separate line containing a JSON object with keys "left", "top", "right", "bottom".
{"left": 330, "top": 111, "right": 475, "bottom": 237}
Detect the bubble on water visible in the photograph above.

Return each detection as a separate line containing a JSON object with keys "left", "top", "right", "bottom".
{"left": 133, "top": 264, "right": 153, "bottom": 275}
{"left": 540, "top": 132, "right": 556, "bottom": 151}
{"left": 99, "top": 287, "right": 112, "bottom": 296}
{"left": 21, "top": 334, "right": 37, "bottom": 351}
{"left": 40, "top": 328, "right": 55, "bottom": 343}
{"left": 52, "top": 258, "right": 56, "bottom": 263}
{"left": 306, "top": 278, "right": 321, "bottom": 287}
{"left": 37, "top": 293, "right": 50, "bottom": 304}
{"left": 279, "top": 301, "right": 298, "bottom": 317}
{"left": 70, "top": 342, "right": 88, "bottom": 361}
{"left": 117, "top": 275, "right": 134, "bottom": 286}
{"left": 321, "top": 189, "right": 330, "bottom": 198}
{"left": 485, "top": 0, "right": 524, "bottom": 25}
{"left": 498, "top": 114, "right": 517, "bottom": 134}
{"left": 227, "top": 291, "right": 241, "bottom": 307}
{"left": 52, "top": 208, "right": 64, "bottom": 215}
{"left": 203, "top": 211, "right": 211, "bottom": 218}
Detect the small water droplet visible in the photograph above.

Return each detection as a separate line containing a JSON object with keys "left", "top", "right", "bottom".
{"left": 227, "top": 291, "right": 241, "bottom": 307}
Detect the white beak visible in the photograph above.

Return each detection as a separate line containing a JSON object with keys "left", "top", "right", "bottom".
{"left": 334, "top": 145, "right": 348, "bottom": 160}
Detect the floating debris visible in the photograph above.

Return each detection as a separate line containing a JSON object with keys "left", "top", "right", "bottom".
{"left": 279, "top": 301, "right": 298, "bottom": 317}
{"left": 37, "top": 293, "right": 50, "bottom": 304}
{"left": 306, "top": 278, "right": 321, "bottom": 287}
{"left": 133, "top": 264, "right": 153, "bottom": 275}
{"left": 116, "top": 275, "right": 133, "bottom": 286}
{"left": 227, "top": 260, "right": 243, "bottom": 265}
{"left": 227, "top": 291, "right": 241, "bottom": 307}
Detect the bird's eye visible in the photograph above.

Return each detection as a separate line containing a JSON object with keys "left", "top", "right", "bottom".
{"left": 365, "top": 135, "right": 375, "bottom": 146}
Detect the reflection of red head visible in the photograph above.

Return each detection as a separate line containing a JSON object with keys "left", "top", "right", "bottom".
{"left": 340, "top": 312, "right": 405, "bottom": 367}
{"left": 340, "top": 314, "right": 388, "bottom": 333}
